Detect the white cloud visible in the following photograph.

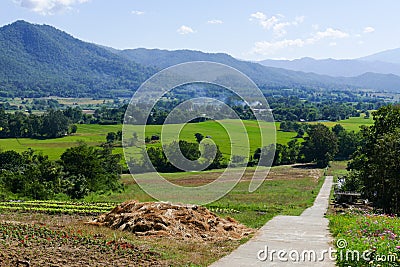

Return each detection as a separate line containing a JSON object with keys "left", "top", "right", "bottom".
{"left": 310, "top": 28, "right": 349, "bottom": 42}
{"left": 207, "top": 19, "right": 223, "bottom": 24}
{"left": 364, "top": 26, "right": 375, "bottom": 33}
{"left": 13, "top": 0, "right": 89, "bottom": 15}
{"left": 177, "top": 25, "right": 194, "bottom": 35}
{"left": 131, "top": 10, "right": 145, "bottom": 15}
{"left": 250, "top": 12, "right": 279, "bottom": 30}
{"left": 253, "top": 39, "right": 306, "bottom": 55}
{"left": 252, "top": 28, "right": 349, "bottom": 55}
{"left": 250, "top": 12, "right": 305, "bottom": 37}
{"left": 293, "top": 16, "right": 305, "bottom": 26}
{"left": 273, "top": 22, "right": 291, "bottom": 37}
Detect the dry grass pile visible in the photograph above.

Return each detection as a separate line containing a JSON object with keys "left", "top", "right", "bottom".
{"left": 89, "top": 201, "right": 253, "bottom": 241}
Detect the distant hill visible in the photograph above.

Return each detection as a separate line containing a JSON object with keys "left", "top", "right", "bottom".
{"left": 116, "top": 48, "right": 344, "bottom": 89}
{"left": 1, "top": 20, "right": 400, "bottom": 98}
{"left": 116, "top": 48, "right": 400, "bottom": 92}
{"left": 0, "top": 20, "right": 154, "bottom": 98}
{"left": 359, "top": 48, "right": 400, "bottom": 64}
{"left": 345, "top": 72, "right": 400, "bottom": 91}
{"left": 259, "top": 57, "right": 400, "bottom": 77}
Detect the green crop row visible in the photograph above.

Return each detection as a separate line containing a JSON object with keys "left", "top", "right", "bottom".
{"left": 20, "top": 200, "right": 118, "bottom": 206}
{"left": 0, "top": 205, "right": 110, "bottom": 215}
{"left": 0, "top": 200, "right": 117, "bottom": 215}
{"left": 0, "top": 202, "right": 115, "bottom": 210}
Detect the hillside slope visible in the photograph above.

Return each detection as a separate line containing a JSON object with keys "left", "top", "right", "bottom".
{"left": 0, "top": 20, "right": 154, "bottom": 98}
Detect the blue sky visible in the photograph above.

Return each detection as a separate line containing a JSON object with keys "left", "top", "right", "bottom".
{"left": 1, "top": 0, "right": 399, "bottom": 60}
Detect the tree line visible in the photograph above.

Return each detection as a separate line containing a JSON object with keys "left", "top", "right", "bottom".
{"left": 128, "top": 138, "right": 225, "bottom": 174}
{"left": 68, "top": 97, "right": 374, "bottom": 126}
{"left": 0, "top": 143, "right": 122, "bottom": 200}
{"left": 0, "top": 109, "right": 74, "bottom": 138}
{"left": 251, "top": 123, "right": 361, "bottom": 168}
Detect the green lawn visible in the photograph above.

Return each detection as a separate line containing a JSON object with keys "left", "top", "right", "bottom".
{"left": 0, "top": 120, "right": 280, "bottom": 160}
{"left": 309, "top": 116, "right": 374, "bottom": 132}
{"left": 0, "top": 115, "right": 371, "bottom": 161}
{"left": 0, "top": 124, "right": 122, "bottom": 160}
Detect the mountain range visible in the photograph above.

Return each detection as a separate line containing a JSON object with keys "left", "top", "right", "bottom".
{"left": 1, "top": 20, "right": 400, "bottom": 98}
{"left": 259, "top": 49, "right": 400, "bottom": 77}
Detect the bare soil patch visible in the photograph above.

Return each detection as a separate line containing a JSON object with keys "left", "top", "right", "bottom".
{"left": 164, "top": 164, "right": 322, "bottom": 186}
{"left": 0, "top": 211, "right": 244, "bottom": 266}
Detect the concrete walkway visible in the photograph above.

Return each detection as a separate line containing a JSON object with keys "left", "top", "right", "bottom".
{"left": 210, "top": 176, "right": 335, "bottom": 266}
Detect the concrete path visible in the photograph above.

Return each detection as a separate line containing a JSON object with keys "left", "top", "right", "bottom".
{"left": 210, "top": 176, "right": 335, "bottom": 266}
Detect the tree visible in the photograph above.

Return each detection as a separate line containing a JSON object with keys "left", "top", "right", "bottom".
{"left": 194, "top": 133, "right": 204, "bottom": 143}
{"left": 0, "top": 150, "right": 24, "bottom": 171}
{"left": 60, "top": 143, "right": 121, "bottom": 193}
{"left": 69, "top": 124, "right": 78, "bottom": 134}
{"left": 201, "top": 143, "right": 225, "bottom": 169}
{"left": 106, "top": 132, "right": 116, "bottom": 143}
{"left": 0, "top": 149, "right": 63, "bottom": 200}
{"left": 283, "top": 139, "right": 301, "bottom": 164}
{"left": 334, "top": 128, "right": 361, "bottom": 160}
{"left": 332, "top": 124, "right": 345, "bottom": 136}
{"left": 296, "top": 128, "right": 305, "bottom": 138}
{"left": 63, "top": 107, "right": 83, "bottom": 123}
{"left": 254, "top": 144, "right": 276, "bottom": 166}
{"left": 163, "top": 140, "right": 201, "bottom": 171}
{"left": 145, "top": 140, "right": 225, "bottom": 172}
{"left": 41, "top": 110, "right": 69, "bottom": 138}
{"left": 348, "top": 105, "right": 400, "bottom": 213}
{"left": 300, "top": 124, "right": 338, "bottom": 167}
{"left": 146, "top": 146, "right": 170, "bottom": 172}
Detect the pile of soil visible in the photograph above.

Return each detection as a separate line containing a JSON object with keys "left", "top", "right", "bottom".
{"left": 89, "top": 201, "right": 254, "bottom": 241}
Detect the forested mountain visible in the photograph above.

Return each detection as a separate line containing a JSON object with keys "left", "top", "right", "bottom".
{"left": 1, "top": 20, "right": 400, "bottom": 98}
{"left": 0, "top": 20, "right": 154, "bottom": 98}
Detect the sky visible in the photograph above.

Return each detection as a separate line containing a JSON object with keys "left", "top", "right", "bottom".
{"left": 0, "top": 0, "right": 399, "bottom": 61}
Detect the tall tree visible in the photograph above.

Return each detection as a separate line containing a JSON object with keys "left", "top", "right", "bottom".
{"left": 301, "top": 123, "right": 338, "bottom": 167}
{"left": 348, "top": 105, "right": 400, "bottom": 213}
{"left": 41, "top": 110, "right": 69, "bottom": 138}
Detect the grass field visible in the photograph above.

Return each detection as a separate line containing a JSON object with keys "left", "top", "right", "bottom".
{"left": 85, "top": 164, "right": 324, "bottom": 229}
{"left": 309, "top": 116, "right": 374, "bottom": 132}
{"left": 0, "top": 120, "right": 282, "bottom": 160}
{"left": 0, "top": 115, "right": 372, "bottom": 161}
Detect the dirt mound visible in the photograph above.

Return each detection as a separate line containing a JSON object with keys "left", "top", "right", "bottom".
{"left": 89, "top": 201, "right": 254, "bottom": 241}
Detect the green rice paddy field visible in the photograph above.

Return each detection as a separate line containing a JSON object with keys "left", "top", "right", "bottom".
{"left": 0, "top": 116, "right": 373, "bottom": 161}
